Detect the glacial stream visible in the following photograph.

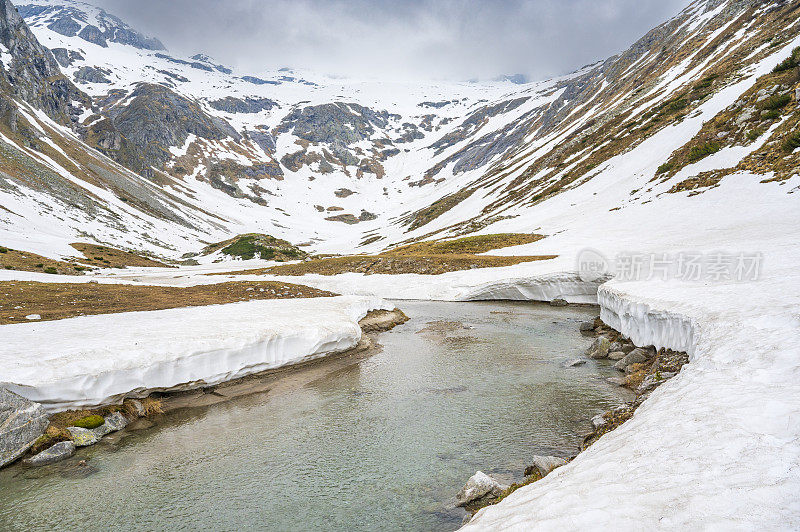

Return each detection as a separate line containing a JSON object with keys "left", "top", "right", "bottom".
{"left": 0, "top": 301, "right": 632, "bottom": 531}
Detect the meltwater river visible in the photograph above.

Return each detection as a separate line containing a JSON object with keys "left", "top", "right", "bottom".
{"left": 0, "top": 301, "right": 631, "bottom": 531}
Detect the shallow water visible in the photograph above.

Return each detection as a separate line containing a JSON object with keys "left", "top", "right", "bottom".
{"left": 0, "top": 301, "right": 631, "bottom": 531}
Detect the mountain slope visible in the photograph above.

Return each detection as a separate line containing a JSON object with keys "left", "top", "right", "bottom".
{"left": 0, "top": 0, "right": 797, "bottom": 263}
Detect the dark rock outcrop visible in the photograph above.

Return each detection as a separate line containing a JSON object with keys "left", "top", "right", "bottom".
{"left": 0, "top": 0, "right": 88, "bottom": 125}
{"left": 87, "top": 82, "right": 240, "bottom": 177}
{"left": 73, "top": 65, "right": 110, "bottom": 84}
{"left": 209, "top": 96, "right": 277, "bottom": 114}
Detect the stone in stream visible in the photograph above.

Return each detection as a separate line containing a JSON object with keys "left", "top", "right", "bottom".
{"left": 591, "top": 414, "right": 607, "bottom": 429}
{"left": 93, "top": 411, "right": 129, "bottom": 438}
{"left": 586, "top": 336, "right": 612, "bottom": 359}
{"left": 0, "top": 388, "right": 50, "bottom": 468}
{"left": 564, "top": 358, "right": 587, "bottom": 368}
{"left": 66, "top": 426, "right": 100, "bottom": 447}
{"left": 607, "top": 351, "right": 626, "bottom": 361}
{"left": 524, "top": 455, "right": 568, "bottom": 477}
{"left": 579, "top": 321, "right": 595, "bottom": 333}
{"left": 23, "top": 441, "right": 76, "bottom": 466}
{"left": 609, "top": 341, "right": 634, "bottom": 354}
{"left": 549, "top": 298, "right": 568, "bottom": 307}
{"left": 456, "top": 471, "right": 509, "bottom": 507}
{"left": 614, "top": 348, "right": 651, "bottom": 371}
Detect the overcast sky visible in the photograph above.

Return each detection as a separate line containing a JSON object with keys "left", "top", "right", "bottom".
{"left": 94, "top": 0, "right": 691, "bottom": 81}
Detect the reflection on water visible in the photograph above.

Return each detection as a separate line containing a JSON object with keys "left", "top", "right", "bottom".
{"left": 0, "top": 301, "right": 631, "bottom": 531}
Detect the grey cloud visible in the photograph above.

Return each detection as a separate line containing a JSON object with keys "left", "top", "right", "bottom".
{"left": 93, "top": 0, "right": 691, "bottom": 81}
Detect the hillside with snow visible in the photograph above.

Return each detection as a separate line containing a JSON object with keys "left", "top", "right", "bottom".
{"left": 0, "top": 0, "right": 799, "bottom": 528}
{"left": 0, "top": 0, "right": 794, "bottom": 262}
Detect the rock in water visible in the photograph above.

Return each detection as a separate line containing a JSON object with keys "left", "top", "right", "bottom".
{"left": 579, "top": 321, "right": 595, "bottom": 333}
{"left": 23, "top": 441, "right": 75, "bottom": 466}
{"left": 550, "top": 298, "right": 568, "bottom": 307}
{"left": 564, "top": 358, "right": 587, "bottom": 367}
{"left": 607, "top": 351, "right": 626, "bottom": 361}
{"left": 0, "top": 388, "right": 49, "bottom": 468}
{"left": 456, "top": 471, "right": 509, "bottom": 507}
{"left": 66, "top": 426, "right": 100, "bottom": 447}
{"left": 525, "top": 455, "right": 568, "bottom": 477}
{"left": 586, "top": 336, "right": 612, "bottom": 359}
{"left": 614, "top": 347, "right": 651, "bottom": 371}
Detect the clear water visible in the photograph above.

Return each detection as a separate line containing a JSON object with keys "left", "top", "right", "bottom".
{"left": 0, "top": 301, "right": 630, "bottom": 531}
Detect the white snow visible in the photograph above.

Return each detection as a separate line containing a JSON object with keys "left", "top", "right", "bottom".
{"left": 0, "top": 295, "right": 390, "bottom": 412}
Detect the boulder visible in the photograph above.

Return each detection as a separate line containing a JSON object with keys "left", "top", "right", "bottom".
{"left": 579, "top": 321, "right": 595, "bottom": 333}
{"left": 591, "top": 414, "right": 607, "bottom": 429}
{"left": 550, "top": 298, "right": 568, "bottom": 307}
{"left": 614, "top": 347, "right": 651, "bottom": 371}
{"left": 104, "top": 412, "right": 129, "bottom": 432}
{"left": 524, "top": 455, "right": 567, "bottom": 477}
{"left": 66, "top": 427, "right": 100, "bottom": 447}
{"left": 607, "top": 351, "right": 626, "bottom": 361}
{"left": 23, "top": 441, "right": 75, "bottom": 466}
{"left": 586, "top": 336, "right": 611, "bottom": 359}
{"left": 0, "top": 388, "right": 49, "bottom": 468}
{"left": 456, "top": 471, "right": 509, "bottom": 507}
{"left": 564, "top": 358, "right": 587, "bottom": 368}
{"left": 607, "top": 377, "right": 627, "bottom": 386}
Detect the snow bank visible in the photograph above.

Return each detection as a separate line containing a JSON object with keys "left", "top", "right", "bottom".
{"left": 461, "top": 270, "right": 800, "bottom": 529}
{"left": 0, "top": 296, "right": 390, "bottom": 412}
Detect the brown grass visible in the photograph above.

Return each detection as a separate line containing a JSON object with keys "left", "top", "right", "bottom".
{"left": 215, "top": 253, "right": 556, "bottom": 277}
{"left": 0, "top": 246, "right": 89, "bottom": 275}
{"left": 0, "top": 280, "right": 336, "bottom": 325}
{"left": 70, "top": 242, "right": 171, "bottom": 268}
{"left": 385, "top": 233, "right": 544, "bottom": 255}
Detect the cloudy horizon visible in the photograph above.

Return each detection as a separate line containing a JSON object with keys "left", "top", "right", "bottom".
{"left": 92, "top": 0, "right": 691, "bottom": 82}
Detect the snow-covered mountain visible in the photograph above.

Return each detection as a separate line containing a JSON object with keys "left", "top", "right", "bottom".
{"left": 0, "top": 0, "right": 798, "bottom": 261}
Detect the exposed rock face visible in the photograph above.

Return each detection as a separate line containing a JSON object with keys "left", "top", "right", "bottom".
{"left": 550, "top": 298, "right": 568, "bottom": 307}
{"left": 209, "top": 96, "right": 277, "bottom": 114}
{"left": 0, "top": 388, "right": 49, "bottom": 468}
{"left": 73, "top": 65, "right": 110, "bottom": 84}
{"left": 50, "top": 46, "right": 83, "bottom": 67}
{"left": 17, "top": 4, "right": 165, "bottom": 50}
{"left": 88, "top": 82, "right": 240, "bottom": 177}
{"left": 0, "top": 0, "right": 87, "bottom": 125}
{"left": 456, "top": 471, "right": 509, "bottom": 507}
{"left": 23, "top": 440, "right": 75, "bottom": 466}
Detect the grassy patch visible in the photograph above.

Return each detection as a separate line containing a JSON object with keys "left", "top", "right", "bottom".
{"left": 220, "top": 253, "right": 556, "bottom": 277}
{"left": 71, "top": 242, "right": 170, "bottom": 269}
{"left": 405, "top": 189, "right": 474, "bottom": 232}
{"left": 746, "top": 128, "right": 764, "bottom": 142}
{"left": 0, "top": 280, "right": 335, "bottom": 325}
{"left": 782, "top": 130, "right": 800, "bottom": 153}
{"left": 772, "top": 46, "right": 800, "bottom": 73}
{"left": 759, "top": 93, "right": 791, "bottom": 111}
{"left": 656, "top": 162, "right": 674, "bottom": 174}
{"left": 687, "top": 141, "right": 721, "bottom": 163}
{"left": 205, "top": 233, "right": 307, "bottom": 261}
{"left": 386, "top": 233, "right": 544, "bottom": 255}
{"left": 0, "top": 246, "right": 87, "bottom": 274}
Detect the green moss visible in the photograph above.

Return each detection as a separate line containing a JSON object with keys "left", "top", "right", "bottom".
{"left": 763, "top": 109, "right": 781, "bottom": 120}
{"left": 0, "top": 247, "right": 7, "bottom": 253}
{"left": 43, "top": 266, "right": 58, "bottom": 274}
{"left": 687, "top": 141, "right": 721, "bottom": 163}
{"left": 72, "top": 415, "right": 105, "bottom": 429}
{"left": 35, "top": 263, "right": 44, "bottom": 268}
